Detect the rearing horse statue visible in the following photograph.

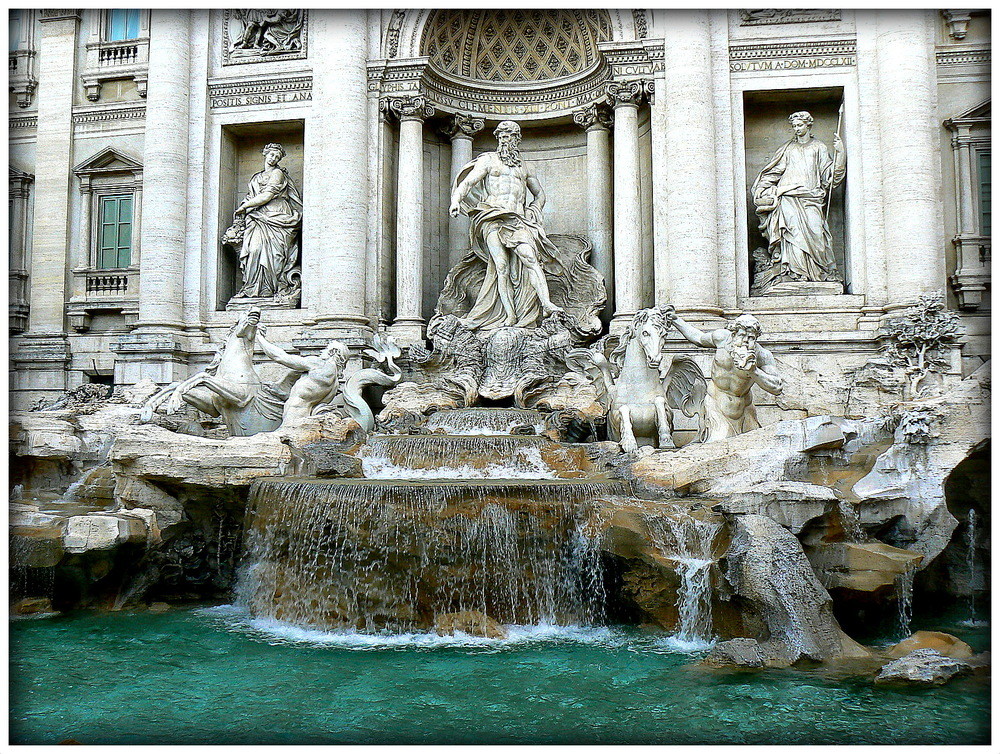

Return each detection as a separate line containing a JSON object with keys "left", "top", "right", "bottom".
{"left": 140, "top": 307, "right": 286, "bottom": 436}
{"left": 567, "top": 307, "right": 707, "bottom": 452}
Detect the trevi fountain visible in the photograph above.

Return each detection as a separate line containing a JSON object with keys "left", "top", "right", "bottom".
{"left": 8, "top": 8, "right": 990, "bottom": 746}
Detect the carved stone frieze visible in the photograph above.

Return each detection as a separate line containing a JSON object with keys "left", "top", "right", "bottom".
{"left": 729, "top": 39, "right": 857, "bottom": 73}
{"left": 738, "top": 10, "right": 842, "bottom": 26}
{"left": 936, "top": 46, "right": 991, "bottom": 68}
{"left": 573, "top": 103, "right": 613, "bottom": 131}
{"left": 208, "top": 75, "right": 312, "bottom": 109}
{"left": 385, "top": 9, "right": 406, "bottom": 58}
{"left": 440, "top": 113, "right": 484, "bottom": 140}
{"left": 223, "top": 9, "right": 307, "bottom": 65}
{"left": 632, "top": 10, "right": 648, "bottom": 39}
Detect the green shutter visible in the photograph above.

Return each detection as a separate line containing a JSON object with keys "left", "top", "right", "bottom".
{"left": 978, "top": 151, "right": 990, "bottom": 237}
{"left": 97, "top": 195, "right": 133, "bottom": 269}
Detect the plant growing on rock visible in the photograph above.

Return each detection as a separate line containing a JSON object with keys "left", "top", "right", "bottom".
{"left": 881, "top": 291, "right": 963, "bottom": 398}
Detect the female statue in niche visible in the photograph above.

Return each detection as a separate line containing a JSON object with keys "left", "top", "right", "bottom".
{"left": 224, "top": 142, "right": 303, "bottom": 305}
{"left": 751, "top": 110, "right": 846, "bottom": 295}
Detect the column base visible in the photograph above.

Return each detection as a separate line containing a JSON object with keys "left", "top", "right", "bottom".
{"left": 10, "top": 333, "right": 71, "bottom": 408}
{"left": 310, "top": 313, "right": 374, "bottom": 342}
{"left": 609, "top": 311, "right": 637, "bottom": 335}
{"left": 110, "top": 329, "right": 193, "bottom": 386}
{"left": 389, "top": 318, "right": 426, "bottom": 345}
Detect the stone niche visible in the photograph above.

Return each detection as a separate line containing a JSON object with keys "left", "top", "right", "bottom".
{"left": 743, "top": 87, "right": 848, "bottom": 294}
{"left": 217, "top": 120, "right": 304, "bottom": 309}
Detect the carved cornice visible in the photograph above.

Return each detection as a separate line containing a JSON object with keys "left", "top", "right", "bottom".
{"left": 420, "top": 58, "right": 612, "bottom": 120}
{"left": 599, "top": 41, "right": 662, "bottom": 77}
{"left": 729, "top": 39, "right": 857, "bottom": 73}
{"left": 936, "top": 45, "right": 991, "bottom": 67}
{"left": 573, "top": 103, "right": 613, "bottom": 131}
{"left": 385, "top": 94, "right": 435, "bottom": 122}
{"left": 606, "top": 79, "right": 649, "bottom": 108}
{"left": 72, "top": 104, "right": 146, "bottom": 125}
{"left": 9, "top": 116, "right": 37, "bottom": 130}
{"left": 440, "top": 113, "right": 485, "bottom": 140}
{"left": 208, "top": 75, "right": 312, "bottom": 109}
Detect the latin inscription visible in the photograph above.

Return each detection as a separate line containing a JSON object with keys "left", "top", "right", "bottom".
{"left": 730, "top": 56, "right": 856, "bottom": 73}
{"left": 210, "top": 90, "right": 312, "bottom": 109}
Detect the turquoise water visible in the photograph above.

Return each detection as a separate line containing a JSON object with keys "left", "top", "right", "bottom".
{"left": 10, "top": 605, "right": 990, "bottom": 745}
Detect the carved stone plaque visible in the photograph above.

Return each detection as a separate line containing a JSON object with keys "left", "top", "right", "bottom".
{"left": 223, "top": 10, "right": 307, "bottom": 66}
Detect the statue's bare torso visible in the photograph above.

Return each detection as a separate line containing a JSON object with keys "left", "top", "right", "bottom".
{"left": 481, "top": 153, "right": 528, "bottom": 214}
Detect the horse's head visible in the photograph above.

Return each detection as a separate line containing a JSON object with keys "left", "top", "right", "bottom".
{"left": 632, "top": 307, "right": 667, "bottom": 371}
{"left": 232, "top": 307, "right": 262, "bottom": 343}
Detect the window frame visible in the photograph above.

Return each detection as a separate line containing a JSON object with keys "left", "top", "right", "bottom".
{"left": 96, "top": 193, "right": 134, "bottom": 270}
{"left": 104, "top": 8, "right": 141, "bottom": 42}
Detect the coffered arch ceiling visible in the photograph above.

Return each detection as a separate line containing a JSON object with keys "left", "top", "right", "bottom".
{"left": 420, "top": 9, "right": 613, "bottom": 83}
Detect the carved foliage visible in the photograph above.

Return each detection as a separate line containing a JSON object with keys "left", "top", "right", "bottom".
{"left": 440, "top": 113, "right": 485, "bottom": 140}
{"left": 573, "top": 103, "right": 613, "bottom": 131}
{"left": 881, "top": 292, "right": 964, "bottom": 397}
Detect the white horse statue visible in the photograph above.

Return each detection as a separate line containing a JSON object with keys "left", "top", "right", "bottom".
{"left": 567, "top": 306, "right": 706, "bottom": 452}
{"left": 140, "top": 307, "right": 287, "bottom": 436}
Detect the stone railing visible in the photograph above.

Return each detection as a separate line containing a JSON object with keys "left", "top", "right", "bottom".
{"left": 85, "top": 272, "right": 131, "bottom": 297}
{"left": 97, "top": 41, "right": 139, "bottom": 67}
{"left": 67, "top": 267, "right": 140, "bottom": 332}
{"left": 83, "top": 36, "right": 149, "bottom": 100}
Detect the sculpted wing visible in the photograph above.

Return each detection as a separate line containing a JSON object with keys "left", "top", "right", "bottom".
{"left": 664, "top": 355, "right": 708, "bottom": 418}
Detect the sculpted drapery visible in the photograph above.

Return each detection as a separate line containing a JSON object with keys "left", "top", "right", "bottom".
{"left": 751, "top": 111, "right": 846, "bottom": 289}
{"left": 232, "top": 144, "right": 302, "bottom": 300}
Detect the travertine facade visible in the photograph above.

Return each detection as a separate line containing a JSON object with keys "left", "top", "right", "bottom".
{"left": 8, "top": 9, "right": 991, "bottom": 411}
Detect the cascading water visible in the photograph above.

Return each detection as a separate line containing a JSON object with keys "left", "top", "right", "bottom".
{"left": 358, "top": 435, "right": 578, "bottom": 480}
{"left": 645, "top": 510, "right": 721, "bottom": 645}
{"left": 237, "top": 478, "right": 620, "bottom": 631}
{"left": 424, "top": 408, "right": 546, "bottom": 436}
{"left": 960, "top": 509, "right": 987, "bottom": 627}
{"left": 895, "top": 565, "right": 915, "bottom": 639}
{"left": 837, "top": 500, "right": 865, "bottom": 542}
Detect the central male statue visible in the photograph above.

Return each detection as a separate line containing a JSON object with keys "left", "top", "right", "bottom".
{"left": 449, "top": 120, "right": 565, "bottom": 331}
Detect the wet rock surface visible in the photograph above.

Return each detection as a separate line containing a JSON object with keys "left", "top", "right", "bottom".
{"left": 874, "top": 649, "right": 973, "bottom": 686}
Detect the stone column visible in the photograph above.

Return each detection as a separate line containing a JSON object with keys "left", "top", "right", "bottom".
{"left": 388, "top": 95, "right": 434, "bottom": 344}
{"left": 135, "top": 9, "right": 191, "bottom": 331}
{"left": 660, "top": 12, "right": 720, "bottom": 315}
{"left": 26, "top": 11, "right": 78, "bottom": 334}
{"left": 302, "top": 9, "right": 371, "bottom": 336}
{"left": 875, "top": 11, "right": 946, "bottom": 308}
{"left": 442, "top": 114, "right": 484, "bottom": 270}
{"left": 573, "top": 103, "right": 615, "bottom": 325}
{"left": 13, "top": 10, "right": 78, "bottom": 401}
{"left": 607, "top": 80, "right": 648, "bottom": 331}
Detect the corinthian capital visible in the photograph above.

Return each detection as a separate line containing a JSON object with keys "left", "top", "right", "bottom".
{"left": 441, "top": 113, "right": 485, "bottom": 141}
{"left": 384, "top": 95, "right": 435, "bottom": 122}
{"left": 606, "top": 80, "right": 651, "bottom": 108}
{"left": 573, "top": 103, "right": 613, "bottom": 132}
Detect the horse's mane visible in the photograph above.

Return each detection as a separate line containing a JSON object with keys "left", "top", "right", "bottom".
{"left": 609, "top": 308, "right": 665, "bottom": 369}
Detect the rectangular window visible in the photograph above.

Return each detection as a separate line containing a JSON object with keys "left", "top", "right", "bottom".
{"left": 9, "top": 10, "right": 21, "bottom": 52}
{"left": 97, "top": 194, "right": 133, "bottom": 269}
{"left": 978, "top": 151, "right": 990, "bottom": 237}
{"left": 106, "top": 9, "right": 140, "bottom": 42}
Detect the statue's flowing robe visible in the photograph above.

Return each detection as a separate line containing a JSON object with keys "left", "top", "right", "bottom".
{"left": 238, "top": 166, "right": 302, "bottom": 298}
{"left": 751, "top": 137, "right": 845, "bottom": 283}
{"left": 452, "top": 158, "right": 568, "bottom": 332}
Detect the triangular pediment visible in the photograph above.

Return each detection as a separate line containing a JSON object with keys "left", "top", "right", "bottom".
{"left": 9, "top": 165, "right": 33, "bottom": 181}
{"left": 73, "top": 147, "right": 143, "bottom": 176}
{"left": 946, "top": 98, "right": 990, "bottom": 129}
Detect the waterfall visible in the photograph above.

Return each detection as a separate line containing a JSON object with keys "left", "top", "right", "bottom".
{"left": 237, "top": 478, "right": 622, "bottom": 632}
{"left": 425, "top": 408, "right": 545, "bottom": 436}
{"left": 358, "top": 435, "right": 559, "bottom": 480}
{"left": 837, "top": 500, "right": 865, "bottom": 542}
{"left": 895, "top": 565, "right": 915, "bottom": 639}
{"left": 646, "top": 510, "right": 721, "bottom": 644}
{"left": 960, "top": 510, "right": 987, "bottom": 627}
